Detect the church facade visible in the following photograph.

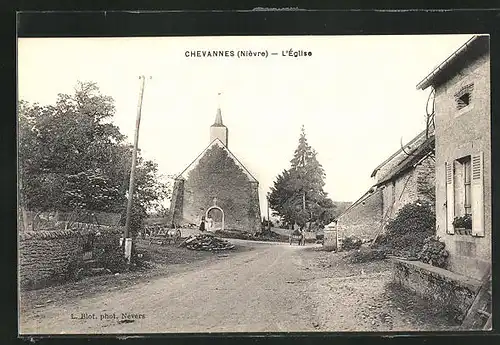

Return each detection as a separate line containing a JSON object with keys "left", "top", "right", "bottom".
{"left": 169, "top": 105, "right": 261, "bottom": 234}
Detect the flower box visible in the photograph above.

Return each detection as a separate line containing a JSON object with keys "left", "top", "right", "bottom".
{"left": 452, "top": 215, "right": 472, "bottom": 235}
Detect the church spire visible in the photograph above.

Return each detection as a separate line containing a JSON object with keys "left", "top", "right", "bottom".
{"left": 210, "top": 92, "right": 228, "bottom": 147}
{"left": 212, "top": 92, "right": 224, "bottom": 127}
{"left": 213, "top": 108, "right": 224, "bottom": 126}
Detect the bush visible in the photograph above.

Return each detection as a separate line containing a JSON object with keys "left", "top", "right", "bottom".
{"left": 374, "top": 200, "right": 435, "bottom": 258}
{"left": 341, "top": 235, "right": 362, "bottom": 251}
{"left": 95, "top": 243, "right": 128, "bottom": 273}
{"left": 346, "top": 247, "right": 387, "bottom": 263}
{"left": 418, "top": 236, "right": 449, "bottom": 268}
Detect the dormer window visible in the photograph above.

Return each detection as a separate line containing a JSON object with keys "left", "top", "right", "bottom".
{"left": 455, "top": 83, "right": 474, "bottom": 110}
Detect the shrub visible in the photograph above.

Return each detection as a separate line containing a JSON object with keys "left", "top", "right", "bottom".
{"left": 346, "top": 247, "right": 387, "bottom": 263}
{"left": 374, "top": 200, "right": 435, "bottom": 258}
{"left": 95, "top": 243, "right": 128, "bottom": 273}
{"left": 341, "top": 235, "right": 362, "bottom": 251}
{"left": 130, "top": 243, "right": 153, "bottom": 270}
{"left": 418, "top": 236, "right": 449, "bottom": 268}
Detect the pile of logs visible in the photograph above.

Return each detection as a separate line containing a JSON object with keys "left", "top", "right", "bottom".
{"left": 178, "top": 233, "right": 235, "bottom": 251}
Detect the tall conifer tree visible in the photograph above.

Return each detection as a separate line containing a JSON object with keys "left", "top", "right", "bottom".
{"left": 269, "top": 126, "right": 336, "bottom": 230}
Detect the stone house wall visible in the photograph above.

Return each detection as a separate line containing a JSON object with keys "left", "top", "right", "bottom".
{"left": 381, "top": 155, "right": 436, "bottom": 220}
{"left": 332, "top": 152, "right": 435, "bottom": 245}
{"left": 433, "top": 51, "right": 491, "bottom": 280}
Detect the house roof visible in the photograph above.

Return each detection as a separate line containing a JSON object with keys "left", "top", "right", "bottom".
{"left": 176, "top": 138, "right": 258, "bottom": 183}
{"left": 337, "top": 134, "right": 435, "bottom": 220}
{"left": 375, "top": 135, "right": 435, "bottom": 187}
{"left": 416, "top": 35, "right": 490, "bottom": 90}
{"left": 337, "top": 187, "right": 378, "bottom": 219}
{"left": 370, "top": 129, "right": 427, "bottom": 178}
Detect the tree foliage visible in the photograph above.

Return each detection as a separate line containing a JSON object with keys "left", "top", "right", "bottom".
{"left": 18, "top": 81, "right": 171, "bottom": 234}
{"left": 268, "top": 126, "right": 336, "bottom": 230}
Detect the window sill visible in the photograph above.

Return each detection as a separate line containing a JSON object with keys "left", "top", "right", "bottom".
{"left": 454, "top": 104, "right": 474, "bottom": 118}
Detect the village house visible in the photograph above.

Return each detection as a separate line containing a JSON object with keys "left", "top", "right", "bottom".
{"left": 416, "top": 34, "right": 491, "bottom": 281}
{"left": 323, "top": 129, "right": 435, "bottom": 249}
{"left": 169, "top": 103, "right": 261, "bottom": 234}
{"left": 388, "top": 35, "right": 491, "bottom": 329}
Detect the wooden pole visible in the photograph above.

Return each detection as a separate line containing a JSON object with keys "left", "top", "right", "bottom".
{"left": 124, "top": 76, "right": 147, "bottom": 244}
{"left": 302, "top": 191, "right": 306, "bottom": 210}
{"left": 267, "top": 194, "right": 270, "bottom": 231}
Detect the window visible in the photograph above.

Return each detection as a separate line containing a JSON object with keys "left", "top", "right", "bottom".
{"left": 454, "top": 156, "right": 472, "bottom": 217}
{"left": 454, "top": 83, "right": 474, "bottom": 110}
{"left": 463, "top": 157, "right": 472, "bottom": 215}
{"left": 446, "top": 152, "right": 485, "bottom": 237}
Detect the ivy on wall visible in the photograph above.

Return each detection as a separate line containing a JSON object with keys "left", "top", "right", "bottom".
{"left": 183, "top": 146, "right": 260, "bottom": 232}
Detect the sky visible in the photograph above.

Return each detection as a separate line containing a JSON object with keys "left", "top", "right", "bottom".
{"left": 18, "top": 34, "right": 473, "bottom": 215}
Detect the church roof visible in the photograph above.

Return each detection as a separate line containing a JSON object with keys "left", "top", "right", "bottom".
{"left": 211, "top": 107, "right": 225, "bottom": 127}
{"left": 176, "top": 138, "right": 258, "bottom": 183}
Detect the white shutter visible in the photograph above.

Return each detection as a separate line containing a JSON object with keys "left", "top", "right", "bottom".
{"left": 471, "top": 152, "right": 485, "bottom": 237}
{"left": 446, "top": 162, "right": 455, "bottom": 234}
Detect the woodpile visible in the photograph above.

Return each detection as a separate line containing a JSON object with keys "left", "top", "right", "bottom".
{"left": 178, "top": 233, "right": 235, "bottom": 251}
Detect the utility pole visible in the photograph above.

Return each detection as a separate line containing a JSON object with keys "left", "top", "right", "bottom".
{"left": 123, "top": 75, "right": 149, "bottom": 262}
{"left": 267, "top": 193, "right": 271, "bottom": 231}
{"left": 302, "top": 190, "right": 306, "bottom": 210}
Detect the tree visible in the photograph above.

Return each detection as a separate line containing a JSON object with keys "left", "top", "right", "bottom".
{"left": 18, "top": 81, "right": 170, "bottom": 234}
{"left": 268, "top": 126, "right": 336, "bottom": 230}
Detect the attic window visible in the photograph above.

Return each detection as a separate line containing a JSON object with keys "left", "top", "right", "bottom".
{"left": 455, "top": 83, "right": 474, "bottom": 110}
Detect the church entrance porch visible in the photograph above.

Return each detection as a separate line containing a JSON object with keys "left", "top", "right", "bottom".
{"left": 206, "top": 206, "right": 224, "bottom": 232}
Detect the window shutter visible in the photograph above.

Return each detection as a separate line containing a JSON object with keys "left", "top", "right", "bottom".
{"left": 471, "top": 152, "right": 485, "bottom": 237}
{"left": 446, "top": 162, "right": 455, "bottom": 234}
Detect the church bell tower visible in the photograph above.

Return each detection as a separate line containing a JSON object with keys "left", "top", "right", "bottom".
{"left": 210, "top": 93, "right": 228, "bottom": 147}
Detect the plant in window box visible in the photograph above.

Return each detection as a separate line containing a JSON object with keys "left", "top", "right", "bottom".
{"left": 452, "top": 215, "right": 472, "bottom": 235}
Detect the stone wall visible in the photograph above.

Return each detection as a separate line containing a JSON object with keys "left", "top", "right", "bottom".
{"left": 336, "top": 189, "right": 383, "bottom": 240}
{"left": 172, "top": 146, "right": 261, "bottom": 233}
{"left": 392, "top": 258, "right": 481, "bottom": 321}
{"left": 169, "top": 178, "right": 185, "bottom": 226}
{"left": 19, "top": 228, "right": 122, "bottom": 289}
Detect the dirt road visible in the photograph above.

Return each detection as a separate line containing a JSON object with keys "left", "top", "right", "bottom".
{"left": 20, "top": 240, "right": 457, "bottom": 334}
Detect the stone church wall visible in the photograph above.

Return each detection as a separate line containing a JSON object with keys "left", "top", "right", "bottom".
{"left": 171, "top": 146, "right": 261, "bottom": 233}
{"left": 169, "top": 178, "right": 185, "bottom": 226}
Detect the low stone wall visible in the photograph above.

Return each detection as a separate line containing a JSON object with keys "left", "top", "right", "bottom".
{"left": 19, "top": 228, "right": 122, "bottom": 290}
{"left": 391, "top": 258, "right": 481, "bottom": 320}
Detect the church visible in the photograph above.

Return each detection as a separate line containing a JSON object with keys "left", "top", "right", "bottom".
{"left": 169, "top": 101, "right": 261, "bottom": 234}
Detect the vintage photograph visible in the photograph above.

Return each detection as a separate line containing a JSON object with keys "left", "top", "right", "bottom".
{"left": 17, "top": 34, "right": 491, "bottom": 334}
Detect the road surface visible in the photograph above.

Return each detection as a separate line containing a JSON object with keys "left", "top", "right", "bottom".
{"left": 21, "top": 241, "right": 325, "bottom": 334}
{"left": 20, "top": 240, "right": 457, "bottom": 334}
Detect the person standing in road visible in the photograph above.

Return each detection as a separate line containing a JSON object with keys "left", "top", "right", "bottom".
{"left": 199, "top": 216, "right": 206, "bottom": 231}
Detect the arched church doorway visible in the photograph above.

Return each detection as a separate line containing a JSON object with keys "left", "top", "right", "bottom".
{"left": 206, "top": 206, "right": 224, "bottom": 232}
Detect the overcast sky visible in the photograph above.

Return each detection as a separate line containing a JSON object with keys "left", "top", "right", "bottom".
{"left": 18, "top": 34, "right": 473, "bottom": 214}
